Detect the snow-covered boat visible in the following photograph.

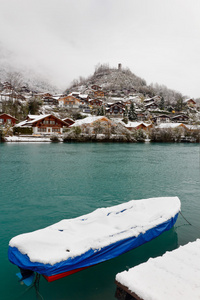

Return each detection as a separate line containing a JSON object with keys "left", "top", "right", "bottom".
{"left": 8, "top": 197, "right": 180, "bottom": 283}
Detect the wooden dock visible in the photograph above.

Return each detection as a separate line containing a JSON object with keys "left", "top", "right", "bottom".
{"left": 115, "top": 280, "right": 143, "bottom": 300}
{"left": 115, "top": 239, "right": 200, "bottom": 300}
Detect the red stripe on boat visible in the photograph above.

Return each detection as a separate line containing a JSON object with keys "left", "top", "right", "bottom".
{"left": 43, "top": 266, "right": 89, "bottom": 282}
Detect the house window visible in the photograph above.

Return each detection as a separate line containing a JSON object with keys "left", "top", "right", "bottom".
{"left": 38, "top": 128, "right": 47, "bottom": 132}
{"left": 0, "top": 119, "right": 3, "bottom": 123}
{"left": 43, "top": 120, "right": 49, "bottom": 124}
{"left": 50, "top": 120, "right": 55, "bottom": 125}
{"left": 52, "top": 128, "right": 60, "bottom": 132}
{"left": 7, "top": 119, "right": 11, "bottom": 123}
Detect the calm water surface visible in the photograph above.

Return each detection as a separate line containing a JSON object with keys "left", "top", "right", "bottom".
{"left": 0, "top": 142, "right": 200, "bottom": 300}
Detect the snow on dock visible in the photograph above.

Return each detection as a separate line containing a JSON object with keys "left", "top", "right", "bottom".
{"left": 115, "top": 239, "right": 200, "bottom": 300}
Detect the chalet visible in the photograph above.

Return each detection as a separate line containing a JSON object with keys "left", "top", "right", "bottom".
{"left": 62, "top": 118, "right": 75, "bottom": 126}
{"left": 15, "top": 114, "right": 68, "bottom": 135}
{"left": 37, "top": 92, "right": 53, "bottom": 98}
{"left": 123, "top": 99, "right": 133, "bottom": 107}
{"left": 106, "top": 103, "right": 125, "bottom": 116}
{"left": 89, "top": 90, "right": 105, "bottom": 99}
{"left": 0, "top": 113, "right": 18, "bottom": 126}
{"left": 152, "top": 95, "right": 161, "bottom": 102}
{"left": 183, "top": 98, "right": 196, "bottom": 107}
{"left": 78, "top": 94, "right": 89, "bottom": 103}
{"left": 83, "top": 107, "right": 91, "bottom": 113}
{"left": 144, "top": 98, "right": 154, "bottom": 104}
{"left": 43, "top": 96, "right": 58, "bottom": 106}
{"left": 0, "top": 90, "right": 26, "bottom": 102}
{"left": 2, "top": 82, "right": 12, "bottom": 90}
{"left": 91, "top": 84, "right": 101, "bottom": 90}
{"left": 69, "top": 92, "right": 80, "bottom": 98}
{"left": 89, "top": 99, "right": 103, "bottom": 107}
{"left": 70, "top": 116, "right": 112, "bottom": 128}
{"left": 145, "top": 102, "right": 158, "bottom": 110}
{"left": 157, "top": 122, "right": 188, "bottom": 130}
{"left": 58, "top": 96, "right": 81, "bottom": 108}
{"left": 107, "top": 102, "right": 125, "bottom": 108}
{"left": 19, "top": 86, "right": 31, "bottom": 93}
{"left": 171, "top": 114, "right": 189, "bottom": 123}
{"left": 123, "top": 121, "right": 150, "bottom": 131}
{"left": 144, "top": 96, "right": 161, "bottom": 103}
{"left": 185, "top": 124, "right": 200, "bottom": 133}
{"left": 70, "top": 116, "right": 114, "bottom": 134}
{"left": 152, "top": 114, "right": 171, "bottom": 125}
{"left": 144, "top": 123, "right": 153, "bottom": 130}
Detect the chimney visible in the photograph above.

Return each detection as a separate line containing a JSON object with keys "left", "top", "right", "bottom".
{"left": 118, "top": 63, "right": 122, "bottom": 71}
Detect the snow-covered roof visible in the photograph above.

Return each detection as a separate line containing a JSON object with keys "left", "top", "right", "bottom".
{"left": 79, "top": 94, "right": 88, "bottom": 99}
{"left": 157, "top": 122, "right": 185, "bottom": 129}
{"left": 15, "top": 114, "right": 67, "bottom": 127}
{"left": 0, "top": 113, "right": 17, "bottom": 120}
{"left": 171, "top": 114, "right": 188, "bottom": 118}
{"left": 70, "top": 116, "right": 110, "bottom": 127}
{"left": 26, "top": 114, "right": 51, "bottom": 124}
{"left": 116, "top": 120, "right": 151, "bottom": 128}
{"left": 185, "top": 124, "right": 200, "bottom": 130}
{"left": 15, "top": 115, "right": 49, "bottom": 127}
{"left": 27, "top": 114, "right": 43, "bottom": 119}
{"left": 116, "top": 239, "right": 200, "bottom": 300}
{"left": 183, "top": 98, "right": 196, "bottom": 103}
{"left": 109, "top": 97, "right": 124, "bottom": 102}
{"left": 144, "top": 101, "right": 157, "bottom": 107}
{"left": 15, "top": 120, "right": 30, "bottom": 127}
{"left": 125, "top": 121, "right": 145, "bottom": 128}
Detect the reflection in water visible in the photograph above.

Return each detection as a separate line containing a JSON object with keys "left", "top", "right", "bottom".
{"left": 0, "top": 142, "right": 199, "bottom": 300}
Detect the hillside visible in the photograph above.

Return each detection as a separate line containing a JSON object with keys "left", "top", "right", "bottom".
{"left": 0, "top": 47, "right": 59, "bottom": 94}
{"left": 67, "top": 63, "right": 184, "bottom": 104}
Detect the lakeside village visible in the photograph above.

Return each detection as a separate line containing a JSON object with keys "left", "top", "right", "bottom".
{"left": 0, "top": 65, "right": 200, "bottom": 143}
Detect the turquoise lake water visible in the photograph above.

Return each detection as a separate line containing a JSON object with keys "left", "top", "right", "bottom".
{"left": 0, "top": 142, "right": 200, "bottom": 300}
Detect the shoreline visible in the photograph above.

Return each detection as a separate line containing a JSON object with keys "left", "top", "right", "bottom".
{"left": 2, "top": 135, "right": 199, "bottom": 143}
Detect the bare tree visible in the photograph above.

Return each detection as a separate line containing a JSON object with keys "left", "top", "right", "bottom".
{"left": 5, "top": 71, "right": 23, "bottom": 91}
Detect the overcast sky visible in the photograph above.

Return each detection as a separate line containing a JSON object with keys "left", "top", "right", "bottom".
{"left": 0, "top": 0, "right": 200, "bottom": 97}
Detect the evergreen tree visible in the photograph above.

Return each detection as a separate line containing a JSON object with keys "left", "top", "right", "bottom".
{"left": 175, "top": 97, "right": 184, "bottom": 112}
{"left": 128, "top": 102, "right": 137, "bottom": 121}
{"left": 123, "top": 105, "right": 128, "bottom": 118}
{"left": 159, "top": 97, "right": 165, "bottom": 110}
{"left": 97, "top": 105, "right": 105, "bottom": 116}
{"left": 28, "top": 97, "right": 41, "bottom": 115}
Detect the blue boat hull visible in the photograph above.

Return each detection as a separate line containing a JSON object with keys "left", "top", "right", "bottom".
{"left": 8, "top": 213, "right": 179, "bottom": 281}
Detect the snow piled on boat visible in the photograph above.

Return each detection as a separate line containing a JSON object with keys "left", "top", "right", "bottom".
{"left": 116, "top": 239, "right": 200, "bottom": 300}
{"left": 9, "top": 197, "right": 180, "bottom": 265}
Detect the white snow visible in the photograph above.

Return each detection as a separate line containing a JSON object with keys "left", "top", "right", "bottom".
{"left": 116, "top": 239, "right": 200, "bottom": 300}
{"left": 185, "top": 124, "right": 200, "bottom": 130}
{"left": 9, "top": 197, "right": 180, "bottom": 266}
{"left": 157, "top": 122, "right": 185, "bottom": 129}
{"left": 116, "top": 120, "right": 152, "bottom": 129}
{"left": 5, "top": 136, "right": 51, "bottom": 142}
{"left": 70, "top": 116, "right": 110, "bottom": 127}
{"left": 14, "top": 114, "right": 51, "bottom": 127}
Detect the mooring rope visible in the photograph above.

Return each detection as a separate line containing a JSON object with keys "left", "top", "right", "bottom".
{"left": 16, "top": 282, "right": 35, "bottom": 299}
{"left": 180, "top": 211, "right": 192, "bottom": 225}
{"left": 15, "top": 273, "right": 44, "bottom": 300}
{"left": 34, "top": 274, "right": 44, "bottom": 300}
